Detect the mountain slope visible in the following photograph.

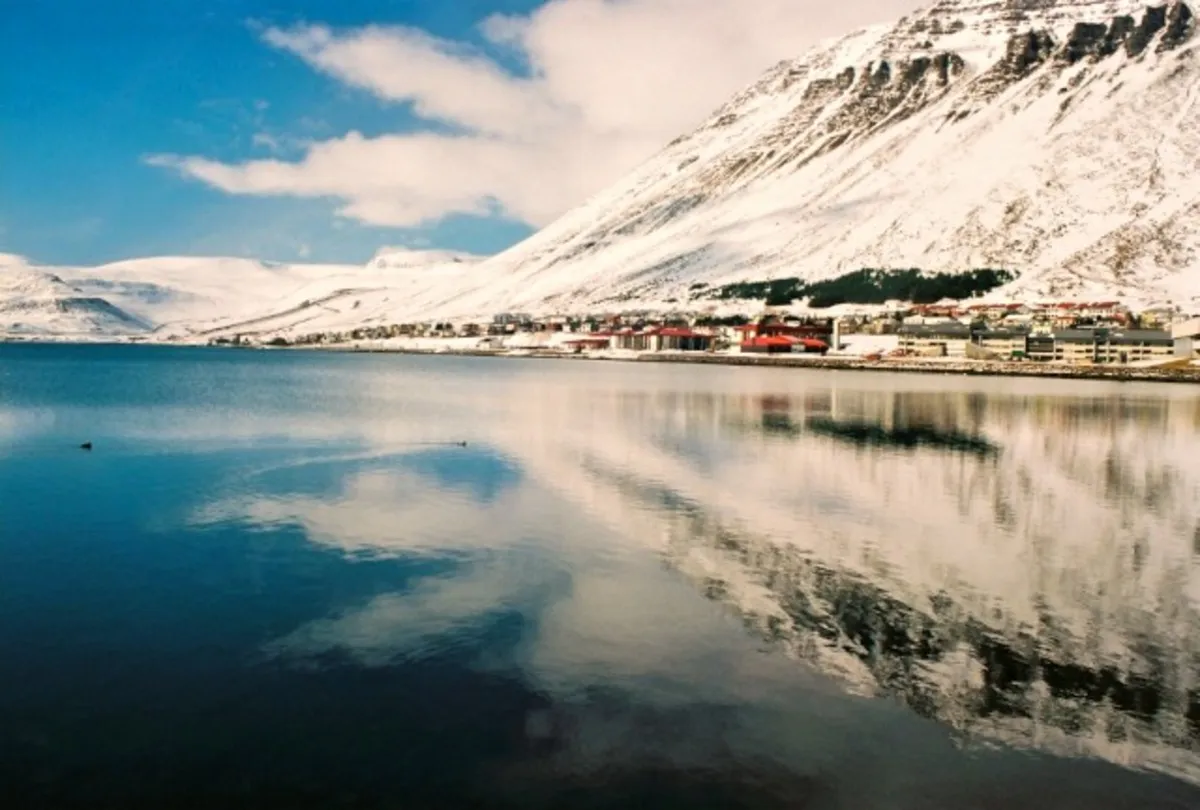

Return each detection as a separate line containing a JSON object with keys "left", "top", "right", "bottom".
{"left": 0, "top": 250, "right": 489, "bottom": 340}
{"left": 0, "top": 261, "right": 152, "bottom": 337}
{"left": 399, "top": 0, "right": 1200, "bottom": 319}
{"left": 188, "top": 248, "right": 483, "bottom": 339}
{"left": 56, "top": 257, "right": 364, "bottom": 336}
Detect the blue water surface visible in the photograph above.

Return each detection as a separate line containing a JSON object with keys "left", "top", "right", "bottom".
{"left": 2, "top": 343, "right": 1198, "bottom": 809}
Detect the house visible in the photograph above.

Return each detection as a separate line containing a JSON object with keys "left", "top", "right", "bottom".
{"left": 740, "top": 335, "right": 828, "bottom": 355}
{"left": 610, "top": 328, "right": 650, "bottom": 351}
{"left": 910, "top": 304, "right": 962, "bottom": 319}
{"left": 734, "top": 319, "right": 832, "bottom": 342}
{"left": 897, "top": 323, "right": 972, "bottom": 357}
{"left": 1077, "top": 301, "right": 1127, "bottom": 322}
{"left": 610, "top": 327, "right": 712, "bottom": 352}
{"left": 1140, "top": 307, "right": 1179, "bottom": 329}
{"left": 1051, "top": 328, "right": 1174, "bottom": 364}
{"left": 563, "top": 335, "right": 614, "bottom": 353}
{"left": 1172, "top": 317, "right": 1200, "bottom": 358}
{"left": 493, "top": 312, "right": 532, "bottom": 327}
{"left": 650, "top": 327, "right": 712, "bottom": 352}
{"left": 741, "top": 336, "right": 796, "bottom": 354}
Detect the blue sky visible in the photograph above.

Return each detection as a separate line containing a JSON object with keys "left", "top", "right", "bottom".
{"left": 1, "top": 0, "right": 899, "bottom": 268}
{"left": 1, "top": 0, "right": 540, "bottom": 265}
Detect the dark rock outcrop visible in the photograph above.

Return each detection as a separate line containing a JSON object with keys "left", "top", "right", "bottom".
{"left": 870, "top": 60, "right": 892, "bottom": 87}
{"left": 1059, "top": 21, "right": 1112, "bottom": 63}
{"left": 1127, "top": 5, "right": 1169, "bottom": 56}
{"left": 1005, "top": 29, "right": 1057, "bottom": 75}
{"left": 969, "top": 30, "right": 1055, "bottom": 102}
{"left": 1102, "top": 15, "right": 1137, "bottom": 56}
{"left": 1159, "top": 1, "right": 1196, "bottom": 51}
{"left": 933, "top": 51, "right": 966, "bottom": 85}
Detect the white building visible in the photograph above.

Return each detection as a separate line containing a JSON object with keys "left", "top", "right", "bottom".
{"left": 1171, "top": 317, "right": 1200, "bottom": 358}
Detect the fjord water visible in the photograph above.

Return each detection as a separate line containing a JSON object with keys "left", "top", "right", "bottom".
{"left": 1, "top": 344, "right": 1198, "bottom": 809}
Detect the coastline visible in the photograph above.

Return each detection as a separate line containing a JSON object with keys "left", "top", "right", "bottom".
{"left": 313, "top": 344, "right": 1200, "bottom": 384}
{"left": 5, "top": 338, "right": 1199, "bottom": 383}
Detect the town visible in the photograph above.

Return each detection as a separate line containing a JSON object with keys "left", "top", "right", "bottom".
{"left": 213, "top": 299, "right": 1200, "bottom": 369}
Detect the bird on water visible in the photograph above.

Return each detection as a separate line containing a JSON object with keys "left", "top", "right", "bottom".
{"left": 80, "top": 442, "right": 92, "bottom": 450}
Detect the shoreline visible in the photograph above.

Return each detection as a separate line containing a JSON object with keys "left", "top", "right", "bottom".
{"left": 314, "top": 344, "right": 1200, "bottom": 384}
{"left": 5, "top": 338, "right": 1199, "bottom": 384}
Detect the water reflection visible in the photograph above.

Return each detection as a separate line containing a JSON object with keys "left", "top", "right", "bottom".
{"left": 185, "top": 360, "right": 1200, "bottom": 787}
{"left": 3, "top": 347, "right": 1200, "bottom": 806}
{"left": 475, "top": 371, "right": 1200, "bottom": 786}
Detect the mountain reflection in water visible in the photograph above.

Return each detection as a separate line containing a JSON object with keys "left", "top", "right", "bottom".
{"left": 2, "top": 347, "right": 1199, "bottom": 808}
{"left": 479, "top": 371, "right": 1200, "bottom": 786}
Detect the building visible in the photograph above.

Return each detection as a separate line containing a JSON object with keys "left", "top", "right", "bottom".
{"left": 740, "top": 336, "right": 796, "bottom": 354}
{"left": 1104, "top": 329, "right": 1174, "bottom": 362}
{"left": 740, "top": 335, "right": 828, "bottom": 354}
{"left": 734, "top": 320, "right": 832, "bottom": 342}
{"left": 650, "top": 327, "right": 712, "bottom": 352}
{"left": 1050, "top": 328, "right": 1174, "bottom": 364}
{"left": 972, "top": 327, "right": 1030, "bottom": 358}
{"left": 1025, "top": 334, "right": 1055, "bottom": 362}
{"left": 609, "top": 327, "right": 712, "bottom": 352}
{"left": 1172, "top": 317, "right": 1200, "bottom": 358}
{"left": 610, "top": 328, "right": 649, "bottom": 351}
{"left": 563, "top": 335, "right": 613, "bottom": 353}
{"left": 897, "top": 323, "right": 972, "bottom": 357}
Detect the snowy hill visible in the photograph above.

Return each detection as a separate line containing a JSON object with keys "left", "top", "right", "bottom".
{"left": 187, "top": 248, "right": 483, "bottom": 339}
{"left": 399, "top": 0, "right": 1200, "bottom": 319}
{"left": 0, "top": 250, "right": 489, "bottom": 341}
{"left": 0, "top": 257, "right": 151, "bottom": 337}
{"left": 56, "top": 257, "right": 368, "bottom": 337}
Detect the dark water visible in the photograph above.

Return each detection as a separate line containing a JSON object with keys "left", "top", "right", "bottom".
{"left": 1, "top": 343, "right": 1198, "bottom": 809}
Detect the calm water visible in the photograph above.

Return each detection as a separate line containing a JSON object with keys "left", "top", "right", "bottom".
{"left": 2, "top": 344, "right": 1199, "bottom": 809}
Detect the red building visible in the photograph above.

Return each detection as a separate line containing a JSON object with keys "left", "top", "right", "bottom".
{"left": 741, "top": 335, "right": 829, "bottom": 355}
{"left": 734, "top": 321, "right": 832, "bottom": 341}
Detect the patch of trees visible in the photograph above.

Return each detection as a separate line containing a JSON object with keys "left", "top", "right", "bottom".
{"left": 693, "top": 314, "right": 751, "bottom": 327}
{"left": 710, "top": 277, "right": 807, "bottom": 306}
{"left": 706, "top": 268, "right": 1017, "bottom": 308}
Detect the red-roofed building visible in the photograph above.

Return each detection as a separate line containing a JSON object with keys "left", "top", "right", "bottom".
{"left": 734, "top": 320, "right": 832, "bottom": 341}
{"left": 740, "top": 335, "right": 829, "bottom": 355}
{"left": 611, "top": 327, "right": 712, "bottom": 352}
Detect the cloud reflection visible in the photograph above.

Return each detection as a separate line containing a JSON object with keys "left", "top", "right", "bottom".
{"left": 181, "top": 358, "right": 1200, "bottom": 788}
{"left": 262, "top": 561, "right": 539, "bottom": 667}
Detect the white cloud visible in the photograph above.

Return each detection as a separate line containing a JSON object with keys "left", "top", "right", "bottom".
{"left": 148, "top": 0, "right": 922, "bottom": 230}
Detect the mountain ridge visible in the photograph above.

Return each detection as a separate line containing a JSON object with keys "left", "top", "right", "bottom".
{"left": 423, "top": 0, "right": 1199, "bottom": 319}
{"left": 2, "top": 0, "right": 1198, "bottom": 338}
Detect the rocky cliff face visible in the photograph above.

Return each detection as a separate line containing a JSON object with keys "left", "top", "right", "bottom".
{"left": 423, "top": 0, "right": 1200, "bottom": 318}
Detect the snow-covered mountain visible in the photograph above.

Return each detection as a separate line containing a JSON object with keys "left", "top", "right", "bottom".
{"left": 0, "top": 257, "right": 151, "bottom": 337}
{"left": 412, "top": 0, "right": 1200, "bottom": 318}
{"left": 186, "top": 248, "right": 483, "bottom": 339}
{"left": 5, "top": 0, "right": 1198, "bottom": 338}
{"left": 0, "top": 253, "right": 368, "bottom": 339}
{"left": 0, "top": 252, "right": 485, "bottom": 340}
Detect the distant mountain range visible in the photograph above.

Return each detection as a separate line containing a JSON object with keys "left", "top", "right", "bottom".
{"left": 0, "top": 251, "right": 479, "bottom": 340}
{"left": 3, "top": 0, "right": 1198, "bottom": 339}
